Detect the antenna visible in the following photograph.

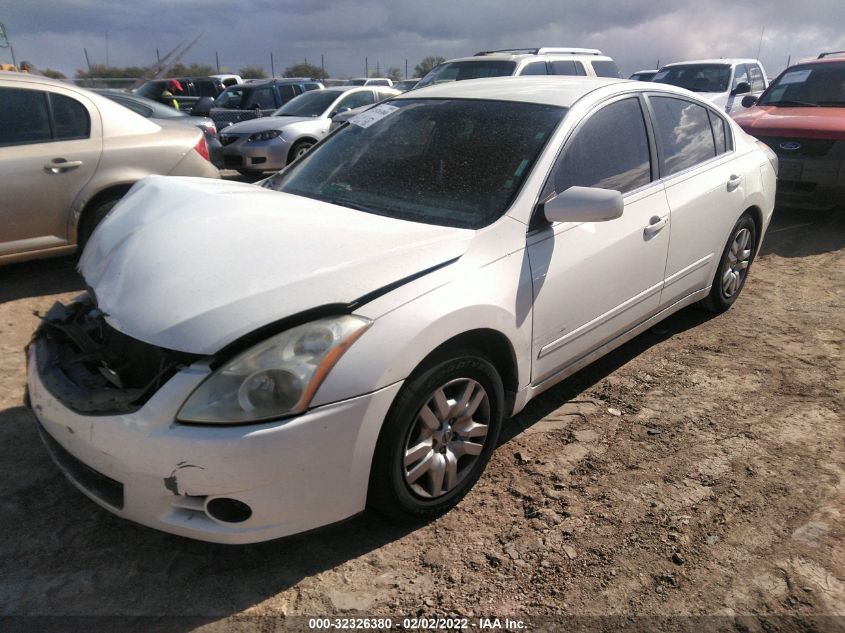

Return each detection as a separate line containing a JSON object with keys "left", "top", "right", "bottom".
{"left": 756, "top": 26, "right": 765, "bottom": 60}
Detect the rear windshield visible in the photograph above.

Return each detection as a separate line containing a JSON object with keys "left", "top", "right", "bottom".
{"left": 135, "top": 81, "right": 165, "bottom": 99}
{"left": 348, "top": 79, "right": 368, "bottom": 85}
{"left": 652, "top": 64, "right": 732, "bottom": 93}
{"left": 759, "top": 63, "right": 845, "bottom": 107}
{"left": 275, "top": 90, "right": 339, "bottom": 117}
{"left": 592, "top": 60, "right": 621, "bottom": 78}
{"left": 264, "top": 98, "right": 565, "bottom": 229}
{"left": 416, "top": 61, "right": 518, "bottom": 88}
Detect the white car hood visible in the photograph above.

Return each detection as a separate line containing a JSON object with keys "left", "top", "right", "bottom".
{"left": 80, "top": 176, "right": 473, "bottom": 354}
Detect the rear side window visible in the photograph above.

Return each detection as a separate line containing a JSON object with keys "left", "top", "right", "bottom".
{"left": 732, "top": 64, "right": 750, "bottom": 90}
{"left": 748, "top": 65, "right": 766, "bottom": 91}
{"left": 650, "top": 96, "right": 716, "bottom": 176}
{"left": 591, "top": 60, "right": 621, "bottom": 78}
{"left": 277, "top": 85, "right": 297, "bottom": 103}
{"left": 337, "top": 90, "right": 375, "bottom": 111}
{"left": 708, "top": 111, "right": 729, "bottom": 154}
{"left": 0, "top": 87, "right": 51, "bottom": 146}
{"left": 250, "top": 86, "right": 277, "bottom": 109}
{"left": 550, "top": 60, "right": 586, "bottom": 76}
{"left": 50, "top": 94, "right": 90, "bottom": 140}
{"left": 545, "top": 97, "right": 651, "bottom": 196}
{"left": 520, "top": 62, "right": 548, "bottom": 75}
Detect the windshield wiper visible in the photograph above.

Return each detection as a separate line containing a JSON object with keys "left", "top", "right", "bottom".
{"left": 766, "top": 100, "right": 820, "bottom": 107}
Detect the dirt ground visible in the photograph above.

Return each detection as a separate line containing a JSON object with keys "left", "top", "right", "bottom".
{"left": 0, "top": 204, "right": 843, "bottom": 632}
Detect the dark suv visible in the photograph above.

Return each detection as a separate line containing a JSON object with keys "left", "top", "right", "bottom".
{"left": 135, "top": 77, "right": 226, "bottom": 112}
{"left": 197, "top": 78, "right": 324, "bottom": 129}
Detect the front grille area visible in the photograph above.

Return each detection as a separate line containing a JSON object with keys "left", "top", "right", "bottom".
{"left": 36, "top": 421, "right": 124, "bottom": 510}
{"left": 34, "top": 299, "right": 200, "bottom": 415}
{"left": 757, "top": 136, "right": 837, "bottom": 158}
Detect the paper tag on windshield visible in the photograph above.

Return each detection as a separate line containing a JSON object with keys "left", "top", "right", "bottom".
{"left": 779, "top": 69, "right": 812, "bottom": 84}
{"left": 350, "top": 104, "right": 399, "bottom": 128}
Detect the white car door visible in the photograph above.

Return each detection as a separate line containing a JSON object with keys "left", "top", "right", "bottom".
{"left": 645, "top": 95, "right": 743, "bottom": 305}
{"left": 527, "top": 95, "right": 671, "bottom": 384}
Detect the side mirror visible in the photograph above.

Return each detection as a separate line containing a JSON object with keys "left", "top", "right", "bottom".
{"left": 192, "top": 97, "right": 214, "bottom": 117}
{"left": 540, "top": 186, "right": 623, "bottom": 224}
{"left": 731, "top": 81, "right": 751, "bottom": 96}
{"left": 741, "top": 95, "right": 759, "bottom": 108}
{"left": 333, "top": 106, "right": 352, "bottom": 117}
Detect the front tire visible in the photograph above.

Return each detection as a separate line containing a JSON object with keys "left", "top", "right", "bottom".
{"left": 701, "top": 213, "right": 757, "bottom": 313}
{"left": 368, "top": 353, "right": 504, "bottom": 523}
{"left": 288, "top": 140, "right": 315, "bottom": 164}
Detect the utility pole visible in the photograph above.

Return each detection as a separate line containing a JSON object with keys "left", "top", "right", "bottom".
{"left": 405, "top": 58, "right": 408, "bottom": 79}
{"left": 215, "top": 51, "right": 220, "bottom": 73}
{"left": 270, "top": 52, "right": 275, "bottom": 77}
{"left": 156, "top": 48, "right": 161, "bottom": 64}
{"left": 321, "top": 54, "right": 324, "bottom": 78}
{"left": 365, "top": 56, "right": 368, "bottom": 77}
{"left": 105, "top": 30, "right": 109, "bottom": 66}
{"left": 83, "top": 47, "right": 92, "bottom": 73}
{"left": 10, "top": 45, "right": 16, "bottom": 67}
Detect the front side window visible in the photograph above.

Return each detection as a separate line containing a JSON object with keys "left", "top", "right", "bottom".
{"left": 591, "top": 60, "right": 621, "bottom": 78}
{"left": 50, "top": 94, "right": 91, "bottom": 140}
{"left": 264, "top": 99, "right": 565, "bottom": 229}
{"left": 759, "top": 63, "right": 845, "bottom": 107}
{"left": 544, "top": 97, "right": 651, "bottom": 197}
{"left": 520, "top": 62, "right": 548, "bottom": 76}
{"left": 274, "top": 90, "right": 339, "bottom": 117}
{"left": 748, "top": 65, "right": 766, "bottom": 91}
{"left": 551, "top": 60, "right": 586, "bottom": 76}
{"left": 732, "top": 64, "right": 750, "bottom": 90}
{"left": 277, "top": 85, "right": 297, "bottom": 103}
{"left": 650, "top": 96, "right": 716, "bottom": 176}
{"left": 416, "top": 61, "right": 518, "bottom": 88}
{"left": 196, "top": 81, "right": 218, "bottom": 97}
{"left": 215, "top": 87, "right": 246, "bottom": 109}
{"left": 0, "top": 88, "right": 51, "bottom": 146}
{"left": 652, "top": 64, "right": 732, "bottom": 93}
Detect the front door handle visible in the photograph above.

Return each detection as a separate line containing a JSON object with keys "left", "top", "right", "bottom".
{"left": 727, "top": 174, "right": 743, "bottom": 191}
{"left": 44, "top": 159, "right": 83, "bottom": 174}
{"left": 644, "top": 215, "right": 669, "bottom": 238}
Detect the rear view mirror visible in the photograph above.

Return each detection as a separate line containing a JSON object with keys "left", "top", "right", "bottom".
{"left": 731, "top": 82, "right": 751, "bottom": 96}
{"left": 192, "top": 97, "right": 214, "bottom": 117}
{"left": 741, "top": 95, "right": 759, "bottom": 108}
{"left": 541, "top": 186, "right": 623, "bottom": 224}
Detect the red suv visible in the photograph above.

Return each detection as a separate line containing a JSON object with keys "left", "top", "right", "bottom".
{"left": 732, "top": 53, "right": 845, "bottom": 211}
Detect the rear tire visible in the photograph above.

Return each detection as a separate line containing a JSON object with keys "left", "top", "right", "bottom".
{"left": 701, "top": 213, "right": 757, "bottom": 313}
{"left": 368, "top": 352, "right": 504, "bottom": 523}
{"left": 77, "top": 196, "right": 121, "bottom": 253}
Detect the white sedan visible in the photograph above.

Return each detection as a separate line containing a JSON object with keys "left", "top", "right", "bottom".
{"left": 27, "top": 77, "right": 777, "bottom": 543}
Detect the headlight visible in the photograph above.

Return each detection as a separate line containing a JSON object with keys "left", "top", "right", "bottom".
{"left": 177, "top": 315, "right": 371, "bottom": 424}
{"left": 247, "top": 129, "right": 282, "bottom": 142}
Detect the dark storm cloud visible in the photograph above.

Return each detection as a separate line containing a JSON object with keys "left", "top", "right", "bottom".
{"left": 4, "top": 0, "right": 845, "bottom": 78}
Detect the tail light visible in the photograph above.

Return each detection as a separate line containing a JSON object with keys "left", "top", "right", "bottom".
{"left": 193, "top": 136, "right": 210, "bottom": 162}
{"left": 756, "top": 140, "right": 778, "bottom": 176}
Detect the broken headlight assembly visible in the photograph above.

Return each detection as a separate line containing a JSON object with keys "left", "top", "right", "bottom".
{"left": 177, "top": 315, "right": 371, "bottom": 424}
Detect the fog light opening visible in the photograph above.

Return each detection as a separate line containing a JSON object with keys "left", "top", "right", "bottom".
{"left": 206, "top": 497, "right": 253, "bottom": 523}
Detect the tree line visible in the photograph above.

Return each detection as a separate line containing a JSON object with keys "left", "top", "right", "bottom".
{"left": 67, "top": 56, "right": 447, "bottom": 81}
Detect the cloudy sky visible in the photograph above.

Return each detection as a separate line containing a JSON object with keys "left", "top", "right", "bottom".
{"left": 3, "top": 0, "right": 844, "bottom": 79}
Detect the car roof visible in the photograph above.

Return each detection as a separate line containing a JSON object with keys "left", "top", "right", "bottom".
{"left": 792, "top": 56, "right": 845, "bottom": 67}
{"left": 395, "top": 75, "right": 629, "bottom": 107}
{"left": 663, "top": 59, "right": 761, "bottom": 67}
{"left": 443, "top": 52, "right": 613, "bottom": 64}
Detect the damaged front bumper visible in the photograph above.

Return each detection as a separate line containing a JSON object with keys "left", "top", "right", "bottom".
{"left": 27, "top": 300, "right": 402, "bottom": 544}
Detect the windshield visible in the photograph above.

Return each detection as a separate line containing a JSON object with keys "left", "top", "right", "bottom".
{"left": 652, "top": 64, "right": 732, "bottom": 93}
{"left": 264, "top": 98, "right": 565, "bottom": 229}
{"left": 759, "top": 63, "right": 845, "bottom": 107}
{"left": 416, "top": 61, "right": 518, "bottom": 88}
{"left": 214, "top": 87, "right": 250, "bottom": 109}
{"left": 275, "top": 90, "right": 339, "bottom": 117}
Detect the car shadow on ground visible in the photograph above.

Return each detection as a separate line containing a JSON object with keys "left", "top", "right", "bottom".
{"left": 0, "top": 305, "right": 716, "bottom": 624}
{"left": 0, "top": 256, "right": 84, "bottom": 304}
{"left": 760, "top": 205, "right": 845, "bottom": 258}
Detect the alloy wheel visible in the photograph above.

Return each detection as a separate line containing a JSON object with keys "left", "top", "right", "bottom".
{"left": 722, "top": 227, "right": 752, "bottom": 297}
{"left": 402, "top": 378, "right": 491, "bottom": 499}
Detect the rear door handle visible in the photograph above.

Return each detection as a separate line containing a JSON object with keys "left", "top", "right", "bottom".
{"left": 644, "top": 215, "right": 668, "bottom": 237}
{"left": 44, "top": 159, "right": 83, "bottom": 174}
{"left": 727, "top": 174, "right": 743, "bottom": 191}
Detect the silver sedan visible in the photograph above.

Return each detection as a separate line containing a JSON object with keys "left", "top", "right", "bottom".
{"left": 219, "top": 86, "right": 399, "bottom": 174}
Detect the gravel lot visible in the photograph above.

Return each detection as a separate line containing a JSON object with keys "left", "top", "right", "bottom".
{"left": 0, "top": 202, "right": 843, "bottom": 631}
